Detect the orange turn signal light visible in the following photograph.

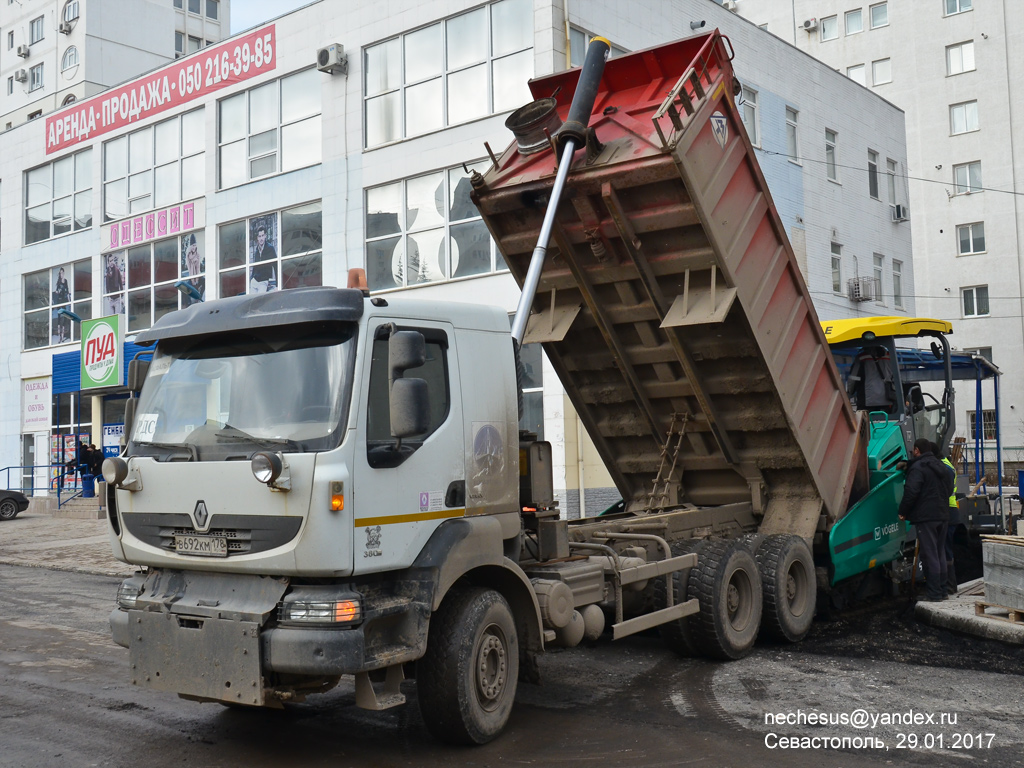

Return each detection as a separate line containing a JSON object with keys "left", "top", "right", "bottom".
{"left": 335, "top": 600, "right": 360, "bottom": 622}
{"left": 331, "top": 494, "right": 344, "bottom": 511}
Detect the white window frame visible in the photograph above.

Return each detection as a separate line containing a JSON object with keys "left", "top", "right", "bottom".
{"left": 869, "top": 2, "right": 888, "bottom": 28}
{"left": 831, "top": 243, "right": 842, "bottom": 294}
{"left": 872, "top": 58, "right": 892, "bottom": 85}
{"left": 945, "top": 0, "right": 972, "bottom": 16}
{"left": 949, "top": 100, "right": 979, "bottom": 135}
{"left": 63, "top": 1, "right": 80, "bottom": 22}
{"left": 786, "top": 107, "right": 799, "bottom": 164}
{"left": 892, "top": 259, "right": 903, "bottom": 308}
{"left": 961, "top": 285, "right": 989, "bottom": 318}
{"left": 886, "top": 158, "right": 897, "bottom": 203}
{"left": 846, "top": 64, "right": 866, "bottom": 86}
{"left": 29, "top": 63, "right": 44, "bottom": 92}
{"left": 957, "top": 222, "right": 986, "bottom": 255}
{"left": 206, "top": 0, "right": 219, "bottom": 21}
{"left": 873, "top": 254, "right": 885, "bottom": 306}
{"left": 740, "top": 86, "right": 759, "bottom": 146}
{"left": 820, "top": 15, "right": 838, "bottom": 41}
{"left": 60, "top": 46, "right": 79, "bottom": 72}
{"left": 29, "top": 16, "right": 44, "bottom": 45}
{"left": 868, "top": 150, "right": 880, "bottom": 199}
{"left": 24, "top": 149, "right": 93, "bottom": 245}
{"left": 845, "top": 9, "right": 863, "bottom": 35}
{"left": 568, "top": 25, "right": 628, "bottom": 68}
{"left": 946, "top": 41, "right": 975, "bottom": 76}
{"left": 22, "top": 259, "right": 92, "bottom": 350}
{"left": 825, "top": 129, "right": 838, "bottom": 182}
{"left": 953, "top": 161, "right": 982, "bottom": 194}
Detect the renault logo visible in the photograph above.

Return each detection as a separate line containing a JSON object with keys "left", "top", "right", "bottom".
{"left": 193, "top": 500, "right": 209, "bottom": 529}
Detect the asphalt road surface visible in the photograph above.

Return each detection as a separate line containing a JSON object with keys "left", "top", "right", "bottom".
{"left": 1, "top": 563, "right": 1022, "bottom": 768}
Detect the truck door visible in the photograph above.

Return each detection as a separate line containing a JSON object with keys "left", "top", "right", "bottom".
{"left": 352, "top": 320, "right": 465, "bottom": 573}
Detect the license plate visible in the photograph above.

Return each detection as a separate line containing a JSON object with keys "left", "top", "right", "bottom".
{"left": 174, "top": 534, "right": 227, "bottom": 557}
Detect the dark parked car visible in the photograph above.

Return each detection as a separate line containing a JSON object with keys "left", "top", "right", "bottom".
{"left": 0, "top": 490, "right": 30, "bottom": 520}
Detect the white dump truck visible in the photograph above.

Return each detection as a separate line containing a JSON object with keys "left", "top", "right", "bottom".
{"left": 105, "top": 31, "right": 909, "bottom": 744}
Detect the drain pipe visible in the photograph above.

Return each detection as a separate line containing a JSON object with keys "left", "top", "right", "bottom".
{"left": 509, "top": 37, "right": 610, "bottom": 346}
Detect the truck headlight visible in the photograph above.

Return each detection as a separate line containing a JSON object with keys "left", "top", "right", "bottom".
{"left": 251, "top": 451, "right": 283, "bottom": 484}
{"left": 278, "top": 589, "right": 363, "bottom": 627}
{"left": 116, "top": 577, "right": 144, "bottom": 610}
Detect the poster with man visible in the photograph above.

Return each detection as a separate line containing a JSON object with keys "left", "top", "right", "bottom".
{"left": 103, "top": 251, "right": 126, "bottom": 315}
{"left": 51, "top": 263, "right": 72, "bottom": 344}
{"left": 180, "top": 232, "right": 206, "bottom": 306}
{"left": 249, "top": 213, "right": 278, "bottom": 293}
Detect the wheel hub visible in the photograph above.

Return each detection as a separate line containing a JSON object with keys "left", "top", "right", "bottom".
{"left": 727, "top": 583, "right": 740, "bottom": 614}
{"left": 786, "top": 573, "right": 797, "bottom": 602}
{"left": 477, "top": 631, "right": 507, "bottom": 703}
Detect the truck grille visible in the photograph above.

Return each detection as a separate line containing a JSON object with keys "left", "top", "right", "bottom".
{"left": 122, "top": 513, "right": 302, "bottom": 556}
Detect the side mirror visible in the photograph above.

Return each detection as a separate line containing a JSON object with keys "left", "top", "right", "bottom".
{"left": 389, "top": 331, "right": 426, "bottom": 381}
{"left": 124, "top": 398, "right": 138, "bottom": 443}
{"left": 127, "top": 359, "right": 150, "bottom": 391}
{"left": 390, "top": 378, "right": 430, "bottom": 439}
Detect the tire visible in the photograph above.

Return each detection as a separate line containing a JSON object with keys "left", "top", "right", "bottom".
{"left": 689, "top": 539, "right": 762, "bottom": 660}
{"left": 654, "top": 539, "right": 706, "bottom": 657}
{"left": 0, "top": 498, "right": 19, "bottom": 520}
{"left": 417, "top": 587, "right": 519, "bottom": 745}
{"left": 755, "top": 534, "right": 816, "bottom": 643}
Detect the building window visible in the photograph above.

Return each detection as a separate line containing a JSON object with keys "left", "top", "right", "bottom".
{"left": 30, "top": 16, "right": 44, "bottom": 44}
{"left": 962, "top": 285, "right": 989, "bottom": 317}
{"left": 63, "top": 1, "right": 80, "bottom": 22}
{"left": 869, "top": 2, "right": 888, "bottom": 28}
{"left": 946, "top": 41, "right": 975, "bottom": 76}
{"left": 218, "top": 68, "right": 321, "bottom": 188}
{"left": 873, "top": 254, "right": 885, "bottom": 305}
{"left": 892, "top": 260, "right": 903, "bottom": 308}
{"left": 949, "top": 100, "right": 978, "bottom": 134}
{"left": 363, "top": 0, "right": 533, "bottom": 148}
{"left": 846, "top": 64, "right": 866, "bottom": 86}
{"left": 831, "top": 243, "right": 842, "bottom": 294}
{"left": 175, "top": 32, "right": 184, "bottom": 58}
{"left": 61, "top": 46, "right": 79, "bottom": 72}
{"left": 845, "top": 9, "right": 863, "bottom": 35}
{"left": 946, "top": 0, "right": 972, "bottom": 15}
{"left": 568, "top": 26, "right": 627, "bottom": 67}
{"left": 22, "top": 260, "right": 92, "bottom": 350}
{"left": 365, "top": 162, "right": 505, "bottom": 291}
{"left": 217, "top": 202, "right": 323, "bottom": 298}
{"left": 825, "top": 129, "right": 838, "bottom": 181}
{"left": 957, "top": 222, "right": 986, "bottom": 255}
{"left": 103, "top": 232, "right": 206, "bottom": 332}
{"left": 886, "top": 159, "right": 898, "bottom": 203}
{"left": 25, "top": 149, "right": 92, "bottom": 245}
{"left": 29, "top": 63, "right": 44, "bottom": 91}
{"left": 872, "top": 58, "right": 892, "bottom": 85}
{"left": 6, "top": 77, "right": 11, "bottom": 95}
{"left": 61, "top": 94, "right": 76, "bottom": 106}
{"left": 174, "top": 0, "right": 183, "bottom": 7}
{"left": 953, "top": 161, "right": 982, "bottom": 194}
{"left": 188, "top": 35, "right": 202, "bottom": 54}
{"left": 969, "top": 409, "right": 996, "bottom": 441}
{"left": 8, "top": 30, "right": 14, "bottom": 49}
{"left": 28, "top": 110, "right": 42, "bottom": 120}
{"left": 188, "top": 0, "right": 200, "bottom": 13}
{"left": 740, "top": 86, "right": 758, "bottom": 145}
{"left": 206, "top": 0, "right": 219, "bottom": 20}
{"left": 103, "top": 108, "right": 205, "bottom": 222}
{"left": 868, "top": 151, "right": 880, "bottom": 199}
{"left": 820, "top": 15, "right": 838, "bottom": 41}
{"left": 785, "top": 107, "right": 799, "bottom": 163}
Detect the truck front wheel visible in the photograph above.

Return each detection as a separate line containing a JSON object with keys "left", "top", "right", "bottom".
{"left": 417, "top": 587, "right": 519, "bottom": 745}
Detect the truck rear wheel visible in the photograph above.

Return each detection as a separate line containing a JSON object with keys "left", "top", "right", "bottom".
{"left": 417, "top": 587, "right": 519, "bottom": 745}
{"left": 655, "top": 539, "right": 705, "bottom": 657}
{"left": 755, "top": 534, "right": 815, "bottom": 643}
{"left": 690, "top": 539, "right": 762, "bottom": 660}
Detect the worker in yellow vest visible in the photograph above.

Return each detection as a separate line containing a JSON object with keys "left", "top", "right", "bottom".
{"left": 931, "top": 442, "right": 959, "bottom": 596}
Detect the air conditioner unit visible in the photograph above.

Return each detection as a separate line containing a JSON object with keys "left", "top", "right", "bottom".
{"left": 722, "top": 0, "right": 739, "bottom": 11}
{"left": 17, "top": 44, "right": 30, "bottom": 58}
{"left": 59, "top": 21, "right": 73, "bottom": 34}
{"left": 316, "top": 43, "right": 347, "bottom": 75}
{"left": 14, "top": 69, "right": 28, "bottom": 82}
{"left": 847, "top": 276, "right": 877, "bottom": 303}
{"left": 802, "top": 18, "right": 818, "bottom": 31}
{"left": 891, "top": 203, "right": 909, "bottom": 222}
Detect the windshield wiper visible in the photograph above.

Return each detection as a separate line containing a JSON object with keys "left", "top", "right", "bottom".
{"left": 137, "top": 441, "right": 199, "bottom": 461}
{"left": 215, "top": 424, "right": 299, "bottom": 450}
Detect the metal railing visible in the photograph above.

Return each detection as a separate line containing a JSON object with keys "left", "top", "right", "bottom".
{"left": 0, "top": 463, "right": 97, "bottom": 508}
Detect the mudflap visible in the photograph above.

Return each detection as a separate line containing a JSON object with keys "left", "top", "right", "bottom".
{"left": 129, "top": 570, "right": 289, "bottom": 706}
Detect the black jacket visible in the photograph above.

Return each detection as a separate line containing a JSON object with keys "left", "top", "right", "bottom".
{"left": 898, "top": 452, "right": 953, "bottom": 524}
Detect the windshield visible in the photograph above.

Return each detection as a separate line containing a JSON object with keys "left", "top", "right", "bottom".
{"left": 128, "top": 327, "right": 356, "bottom": 461}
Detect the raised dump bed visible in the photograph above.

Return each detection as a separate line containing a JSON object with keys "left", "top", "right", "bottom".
{"left": 473, "top": 31, "right": 864, "bottom": 541}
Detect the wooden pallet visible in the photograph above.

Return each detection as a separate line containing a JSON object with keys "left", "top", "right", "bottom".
{"left": 975, "top": 601, "right": 1024, "bottom": 624}
{"left": 981, "top": 534, "right": 1024, "bottom": 547}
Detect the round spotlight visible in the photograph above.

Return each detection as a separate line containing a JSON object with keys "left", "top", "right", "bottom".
{"left": 251, "top": 451, "right": 283, "bottom": 485}
{"left": 102, "top": 457, "right": 129, "bottom": 486}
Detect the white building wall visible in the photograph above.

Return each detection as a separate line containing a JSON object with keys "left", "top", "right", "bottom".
{"left": 0, "top": 0, "right": 912, "bottom": 509}
{"left": 738, "top": 0, "right": 1022, "bottom": 468}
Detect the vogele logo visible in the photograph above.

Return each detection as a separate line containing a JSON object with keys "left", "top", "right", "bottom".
{"left": 84, "top": 321, "right": 117, "bottom": 382}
